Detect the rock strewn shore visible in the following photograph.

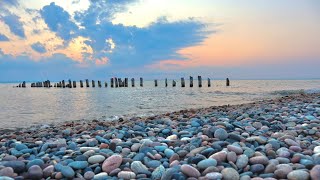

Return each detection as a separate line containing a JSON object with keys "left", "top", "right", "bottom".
{"left": 0, "top": 93, "right": 320, "bottom": 180}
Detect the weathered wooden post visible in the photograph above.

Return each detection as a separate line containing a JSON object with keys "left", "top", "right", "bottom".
{"left": 226, "top": 78, "right": 230, "bottom": 86}
{"left": 18, "top": 84, "right": 21, "bottom": 88}
{"left": 198, "top": 76, "right": 202, "bottom": 87}
{"left": 115, "top": 78, "right": 118, "bottom": 88}
{"left": 85, "top": 79, "right": 89, "bottom": 87}
{"left": 131, "top": 78, "right": 135, "bottom": 87}
{"left": 98, "top": 80, "right": 101, "bottom": 88}
{"left": 111, "top": 78, "right": 114, "bottom": 88}
{"left": 124, "top": 78, "right": 128, "bottom": 87}
{"left": 68, "top": 79, "right": 72, "bottom": 88}
{"left": 105, "top": 82, "right": 108, "bottom": 87}
{"left": 22, "top": 81, "right": 26, "bottom": 88}
{"left": 80, "top": 80, "right": 83, "bottom": 88}
{"left": 62, "top": 80, "right": 65, "bottom": 88}
{"left": 118, "top": 78, "right": 122, "bottom": 87}
{"left": 165, "top": 78, "right": 168, "bottom": 87}
{"left": 92, "top": 80, "right": 95, "bottom": 88}
{"left": 208, "top": 78, "right": 211, "bottom": 87}
{"left": 173, "top": 80, "right": 176, "bottom": 87}
{"left": 58, "top": 82, "right": 61, "bottom": 88}
{"left": 154, "top": 80, "right": 158, "bottom": 87}
{"left": 54, "top": 83, "right": 56, "bottom": 88}
{"left": 190, "top": 76, "right": 193, "bottom": 87}
{"left": 73, "top": 81, "right": 77, "bottom": 88}
{"left": 140, "top": 77, "right": 143, "bottom": 87}
{"left": 181, "top": 78, "right": 185, "bottom": 87}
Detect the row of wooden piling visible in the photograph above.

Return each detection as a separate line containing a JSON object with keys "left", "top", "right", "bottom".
{"left": 16, "top": 77, "right": 231, "bottom": 88}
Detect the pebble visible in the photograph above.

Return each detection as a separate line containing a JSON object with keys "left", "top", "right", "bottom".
{"left": 0, "top": 167, "right": 15, "bottom": 177}
{"left": 287, "top": 170, "right": 310, "bottom": 180}
{"left": 181, "top": 164, "right": 201, "bottom": 178}
{"left": 84, "top": 171, "right": 95, "bottom": 180}
{"left": 68, "top": 161, "right": 88, "bottom": 169}
{"left": 88, "top": 155, "right": 106, "bottom": 164}
{"left": 131, "top": 161, "right": 149, "bottom": 174}
{"left": 197, "top": 159, "right": 217, "bottom": 169}
{"left": 102, "top": 154, "right": 123, "bottom": 173}
{"left": 28, "top": 165, "right": 43, "bottom": 180}
{"left": 236, "top": 155, "right": 248, "bottom": 169}
{"left": 221, "top": 168, "right": 240, "bottom": 180}
{"left": 61, "top": 166, "right": 75, "bottom": 178}
{"left": 206, "top": 172, "right": 223, "bottom": 179}
{"left": 152, "top": 165, "right": 165, "bottom": 180}
{"left": 310, "top": 165, "right": 320, "bottom": 180}
{"left": 214, "top": 128, "right": 229, "bottom": 140}
{"left": 117, "top": 171, "right": 136, "bottom": 179}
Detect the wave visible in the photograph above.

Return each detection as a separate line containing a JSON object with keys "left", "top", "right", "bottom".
{"left": 269, "top": 89, "right": 305, "bottom": 96}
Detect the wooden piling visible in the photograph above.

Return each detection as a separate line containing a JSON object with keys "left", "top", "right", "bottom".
{"left": 140, "top": 77, "right": 143, "bottom": 87}
{"left": 181, "top": 78, "right": 185, "bottom": 87}
{"left": 190, "top": 76, "right": 193, "bottom": 87}
{"left": 62, "top": 80, "right": 65, "bottom": 88}
{"left": 111, "top": 78, "right": 114, "bottom": 88}
{"left": 226, "top": 78, "right": 230, "bottom": 86}
{"left": 131, "top": 78, "right": 135, "bottom": 87}
{"left": 68, "top": 80, "right": 72, "bottom": 88}
{"left": 86, "top": 79, "right": 89, "bottom": 88}
{"left": 80, "top": 80, "right": 83, "bottom": 88}
{"left": 118, "top": 78, "right": 122, "bottom": 87}
{"left": 198, "top": 76, "right": 202, "bottom": 87}
{"left": 73, "top": 81, "right": 77, "bottom": 88}
{"left": 115, "top": 78, "right": 118, "bottom": 88}
{"left": 165, "top": 78, "right": 168, "bottom": 87}
{"left": 105, "top": 82, "right": 108, "bottom": 87}
{"left": 124, "top": 78, "right": 128, "bottom": 87}
{"left": 155, "top": 80, "right": 158, "bottom": 87}
{"left": 98, "top": 80, "right": 101, "bottom": 88}
{"left": 92, "top": 80, "right": 95, "bottom": 88}
{"left": 22, "top": 81, "right": 26, "bottom": 88}
{"left": 208, "top": 78, "right": 211, "bottom": 87}
{"left": 173, "top": 80, "right": 176, "bottom": 87}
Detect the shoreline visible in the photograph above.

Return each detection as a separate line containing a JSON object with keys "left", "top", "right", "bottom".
{"left": 0, "top": 93, "right": 320, "bottom": 179}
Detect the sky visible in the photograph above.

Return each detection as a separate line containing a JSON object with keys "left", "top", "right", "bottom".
{"left": 0, "top": 0, "right": 319, "bottom": 81}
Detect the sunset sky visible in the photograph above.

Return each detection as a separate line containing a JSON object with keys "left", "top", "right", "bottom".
{"left": 0, "top": 0, "right": 319, "bottom": 81}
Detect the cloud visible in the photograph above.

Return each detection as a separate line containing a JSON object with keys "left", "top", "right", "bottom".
{"left": 40, "top": 2, "right": 78, "bottom": 41}
{"left": 31, "top": 42, "right": 47, "bottom": 53}
{"left": 1, "top": 13, "right": 26, "bottom": 38}
{"left": 0, "top": 0, "right": 19, "bottom": 7}
{"left": 0, "top": 34, "right": 9, "bottom": 41}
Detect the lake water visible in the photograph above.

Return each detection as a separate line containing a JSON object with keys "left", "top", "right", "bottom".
{"left": 0, "top": 80, "right": 320, "bottom": 129}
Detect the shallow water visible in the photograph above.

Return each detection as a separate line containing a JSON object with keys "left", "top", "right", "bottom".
{"left": 0, "top": 80, "right": 320, "bottom": 129}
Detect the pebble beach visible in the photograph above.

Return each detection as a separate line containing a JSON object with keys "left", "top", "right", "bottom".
{"left": 1, "top": 93, "right": 320, "bottom": 180}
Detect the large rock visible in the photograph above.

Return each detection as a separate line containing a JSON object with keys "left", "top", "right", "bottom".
{"left": 102, "top": 154, "right": 123, "bottom": 173}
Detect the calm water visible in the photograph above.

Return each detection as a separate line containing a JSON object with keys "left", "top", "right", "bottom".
{"left": 0, "top": 80, "right": 320, "bottom": 129}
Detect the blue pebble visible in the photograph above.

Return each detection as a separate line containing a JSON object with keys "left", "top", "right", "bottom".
{"left": 164, "top": 149, "right": 175, "bottom": 158}
{"left": 61, "top": 166, "right": 75, "bottom": 178}
{"left": 162, "top": 129, "right": 171, "bottom": 134}
{"left": 68, "top": 142, "right": 78, "bottom": 150}
{"left": 94, "top": 166, "right": 102, "bottom": 174}
{"left": 155, "top": 146, "right": 167, "bottom": 152}
{"left": 15, "top": 143, "right": 28, "bottom": 151}
{"left": 68, "top": 161, "right": 88, "bottom": 169}
{"left": 27, "top": 159, "right": 44, "bottom": 169}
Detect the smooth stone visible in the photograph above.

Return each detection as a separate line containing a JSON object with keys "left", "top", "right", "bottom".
{"left": 197, "top": 159, "right": 217, "bottom": 169}
{"left": 227, "top": 152, "right": 237, "bottom": 163}
{"left": 15, "top": 143, "right": 28, "bottom": 151}
{"left": 249, "top": 156, "right": 269, "bottom": 165}
{"left": 206, "top": 172, "right": 223, "bottom": 180}
{"left": 154, "top": 146, "right": 167, "bottom": 152}
{"left": 181, "top": 164, "right": 200, "bottom": 178}
{"left": 243, "top": 149, "right": 255, "bottom": 158}
{"left": 164, "top": 149, "right": 175, "bottom": 158}
{"left": 221, "top": 168, "right": 240, "bottom": 180}
{"left": 251, "top": 164, "right": 265, "bottom": 173}
{"left": 61, "top": 166, "right": 75, "bottom": 178}
{"left": 146, "top": 160, "right": 161, "bottom": 169}
{"left": 131, "top": 143, "right": 141, "bottom": 152}
{"left": 93, "top": 172, "right": 108, "bottom": 180}
{"left": 117, "top": 171, "right": 136, "bottom": 179}
{"left": 275, "top": 164, "right": 292, "bottom": 179}
{"left": 3, "top": 161, "right": 25, "bottom": 173}
{"left": 287, "top": 170, "right": 310, "bottom": 180}
{"left": 227, "top": 145, "right": 243, "bottom": 155}
{"left": 28, "top": 165, "right": 43, "bottom": 180}
{"left": 88, "top": 155, "right": 106, "bottom": 164}
{"left": 131, "top": 161, "right": 148, "bottom": 174}
{"left": 166, "top": 135, "right": 178, "bottom": 141}
{"left": 236, "top": 155, "right": 249, "bottom": 169}
{"left": 27, "top": 159, "right": 44, "bottom": 169}
{"left": 0, "top": 167, "right": 15, "bottom": 177}
{"left": 102, "top": 154, "right": 123, "bottom": 173}
{"left": 43, "top": 165, "right": 54, "bottom": 178}
{"left": 68, "top": 161, "right": 88, "bottom": 169}
{"left": 214, "top": 128, "right": 229, "bottom": 140}
{"left": 314, "top": 146, "right": 320, "bottom": 154}
{"left": 80, "top": 147, "right": 100, "bottom": 153}
{"left": 310, "top": 165, "right": 320, "bottom": 180}
{"left": 209, "top": 151, "right": 227, "bottom": 163}
{"left": 84, "top": 171, "right": 95, "bottom": 180}
{"left": 0, "top": 177, "right": 14, "bottom": 180}
{"left": 152, "top": 165, "right": 165, "bottom": 180}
